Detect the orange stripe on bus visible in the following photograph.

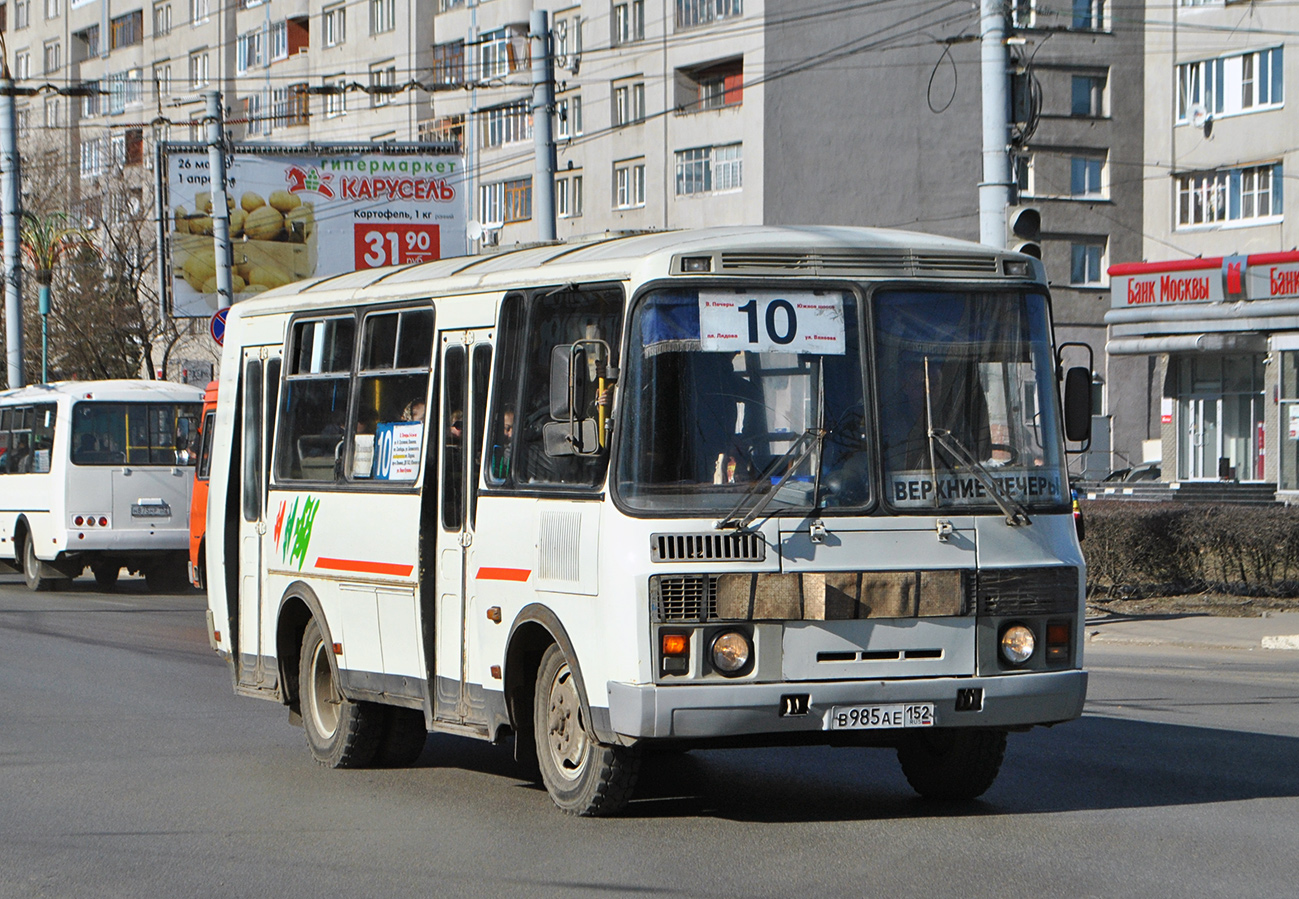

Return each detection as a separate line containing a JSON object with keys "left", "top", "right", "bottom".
{"left": 477, "top": 567, "right": 531, "bottom": 582}
{"left": 315, "top": 557, "right": 414, "bottom": 577}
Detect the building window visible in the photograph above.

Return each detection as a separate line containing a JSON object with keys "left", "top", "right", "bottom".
{"left": 190, "top": 0, "right": 209, "bottom": 25}
{"left": 153, "top": 64, "right": 171, "bottom": 100}
{"left": 370, "top": 0, "right": 394, "bottom": 34}
{"left": 1241, "top": 47, "right": 1284, "bottom": 110}
{"left": 236, "top": 30, "right": 263, "bottom": 73}
{"left": 1071, "top": 74, "right": 1104, "bottom": 117}
{"left": 189, "top": 50, "right": 209, "bottom": 88}
{"left": 108, "top": 69, "right": 143, "bottom": 113}
{"left": 153, "top": 2, "right": 172, "bottom": 36}
{"left": 676, "top": 144, "right": 742, "bottom": 195}
{"left": 1071, "top": 0, "right": 1103, "bottom": 30}
{"left": 480, "top": 101, "right": 531, "bottom": 148}
{"left": 432, "top": 40, "right": 464, "bottom": 86}
{"left": 44, "top": 96, "right": 61, "bottom": 128}
{"left": 80, "top": 137, "right": 103, "bottom": 178}
{"left": 677, "top": 58, "right": 742, "bottom": 112}
{"left": 73, "top": 25, "right": 99, "bottom": 60}
{"left": 480, "top": 26, "right": 528, "bottom": 81}
{"left": 557, "top": 173, "right": 583, "bottom": 218}
{"left": 44, "top": 0, "right": 58, "bottom": 19}
{"left": 676, "top": 0, "right": 741, "bottom": 29}
{"left": 613, "top": 81, "right": 645, "bottom": 126}
{"left": 82, "top": 79, "right": 101, "bottom": 117}
{"left": 615, "top": 158, "right": 646, "bottom": 208}
{"left": 1070, "top": 242, "right": 1105, "bottom": 286}
{"left": 612, "top": 0, "right": 644, "bottom": 45}
{"left": 272, "top": 84, "right": 310, "bottom": 128}
{"left": 111, "top": 11, "right": 143, "bottom": 49}
{"left": 323, "top": 4, "right": 345, "bottom": 47}
{"left": 480, "top": 178, "right": 532, "bottom": 225}
{"left": 369, "top": 62, "right": 396, "bottom": 107}
{"left": 421, "top": 114, "right": 464, "bottom": 147}
{"left": 14, "top": 51, "right": 31, "bottom": 81}
{"left": 556, "top": 95, "right": 583, "bottom": 138}
{"left": 325, "top": 76, "right": 346, "bottom": 117}
{"left": 1177, "top": 163, "right": 1283, "bottom": 227}
{"left": 270, "top": 21, "right": 289, "bottom": 62}
{"left": 43, "top": 40, "right": 60, "bottom": 74}
{"left": 15, "top": 0, "right": 30, "bottom": 29}
{"left": 244, "top": 91, "right": 266, "bottom": 135}
{"left": 1070, "top": 155, "right": 1105, "bottom": 197}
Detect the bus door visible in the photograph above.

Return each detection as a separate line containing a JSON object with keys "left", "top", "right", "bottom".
{"left": 236, "top": 346, "right": 282, "bottom": 691}
{"left": 432, "top": 329, "right": 493, "bottom": 726}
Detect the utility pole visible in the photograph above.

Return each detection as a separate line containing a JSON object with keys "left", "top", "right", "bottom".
{"left": 978, "top": 0, "right": 1011, "bottom": 248}
{"left": 530, "top": 9, "right": 557, "bottom": 242}
{"left": 204, "top": 90, "right": 234, "bottom": 310}
{"left": 1, "top": 76, "right": 24, "bottom": 388}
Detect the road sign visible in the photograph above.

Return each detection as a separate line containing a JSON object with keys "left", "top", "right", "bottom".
{"left": 210, "top": 307, "right": 228, "bottom": 346}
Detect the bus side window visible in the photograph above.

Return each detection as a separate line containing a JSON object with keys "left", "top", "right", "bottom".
{"left": 486, "top": 294, "right": 525, "bottom": 487}
{"left": 353, "top": 307, "right": 433, "bottom": 482}
{"left": 441, "top": 345, "right": 467, "bottom": 528}
{"left": 31, "top": 403, "right": 56, "bottom": 473}
{"left": 0, "top": 408, "right": 10, "bottom": 473}
{"left": 276, "top": 316, "right": 356, "bottom": 482}
{"left": 513, "top": 285, "right": 623, "bottom": 489}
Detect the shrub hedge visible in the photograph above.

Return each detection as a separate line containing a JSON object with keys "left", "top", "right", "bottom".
{"left": 1081, "top": 501, "right": 1299, "bottom": 598}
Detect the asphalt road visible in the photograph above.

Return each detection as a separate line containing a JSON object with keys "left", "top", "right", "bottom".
{"left": 3, "top": 575, "right": 1298, "bottom": 899}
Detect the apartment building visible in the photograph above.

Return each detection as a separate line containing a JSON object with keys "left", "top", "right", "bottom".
{"left": 1107, "top": 0, "right": 1296, "bottom": 494}
{"left": 4, "top": 1, "right": 1144, "bottom": 466}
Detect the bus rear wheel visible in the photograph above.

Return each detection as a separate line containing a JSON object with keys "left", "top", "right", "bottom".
{"left": 896, "top": 727, "right": 1007, "bottom": 800}
{"left": 22, "top": 535, "right": 52, "bottom": 592}
{"left": 299, "top": 618, "right": 383, "bottom": 768}
{"left": 533, "top": 644, "right": 640, "bottom": 816}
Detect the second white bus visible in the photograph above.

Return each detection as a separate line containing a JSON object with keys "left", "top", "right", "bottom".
{"left": 0, "top": 380, "right": 202, "bottom": 591}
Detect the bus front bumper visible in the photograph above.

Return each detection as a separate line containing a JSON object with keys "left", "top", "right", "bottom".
{"left": 605, "top": 669, "right": 1087, "bottom": 740}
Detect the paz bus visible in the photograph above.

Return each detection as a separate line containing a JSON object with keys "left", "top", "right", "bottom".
{"left": 0, "top": 379, "right": 202, "bottom": 592}
{"left": 204, "top": 226, "right": 1093, "bottom": 815}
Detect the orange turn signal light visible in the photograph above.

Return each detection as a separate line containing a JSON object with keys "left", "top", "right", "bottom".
{"left": 662, "top": 633, "right": 689, "bottom": 656}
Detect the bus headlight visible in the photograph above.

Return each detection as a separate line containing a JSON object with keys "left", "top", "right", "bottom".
{"left": 999, "top": 624, "right": 1035, "bottom": 666}
{"left": 710, "top": 631, "right": 751, "bottom": 675}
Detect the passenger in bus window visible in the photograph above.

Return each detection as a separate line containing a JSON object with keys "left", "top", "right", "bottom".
{"left": 490, "top": 407, "right": 515, "bottom": 479}
{"left": 402, "top": 398, "right": 426, "bottom": 422}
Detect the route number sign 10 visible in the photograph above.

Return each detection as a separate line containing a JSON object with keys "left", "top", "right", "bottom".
{"left": 353, "top": 223, "right": 442, "bottom": 270}
{"left": 698, "top": 290, "right": 846, "bottom": 355}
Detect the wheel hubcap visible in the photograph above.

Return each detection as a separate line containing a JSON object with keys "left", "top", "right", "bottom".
{"left": 546, "top": 663, "right": 588, "bottom": 781}
{"left": 307, "top": 641, "right": 340, "bottom": 739}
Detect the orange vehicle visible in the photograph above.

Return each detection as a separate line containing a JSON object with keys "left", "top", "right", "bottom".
{"left": 189, "top": 380, "right": 219, "bottom": 588}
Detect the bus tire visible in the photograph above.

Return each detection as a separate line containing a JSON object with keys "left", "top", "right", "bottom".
{"left": 299, "top": 618, "right": 382, "bottom": 769}
{"left": 896, "top": 727, "right": 1007, "bottom": 801}
{"left": 375, "top": 707, "right": 427, "bottom": 767}
{"left": 533, "top": 644, "right": 640, "bottom": 816}
{"left": 91, "top": 563, "right": 120, "bottom": 591}
{"left": 22, "top": 535, "right": 51, "bottom": 593}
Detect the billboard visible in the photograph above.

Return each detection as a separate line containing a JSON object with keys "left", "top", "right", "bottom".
{"left": 158, "top": 143, "right": 465, "bottom": 318}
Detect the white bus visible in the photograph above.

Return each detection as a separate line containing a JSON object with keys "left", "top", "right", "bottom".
{"left": 205, "top": 226, "right": 1093, "bottom": 815}
{"left": 0, "top": 380, "right": 203, "bottom": 592}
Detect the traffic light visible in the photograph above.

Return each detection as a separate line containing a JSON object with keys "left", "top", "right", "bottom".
{"left": 1006, "top": 205, "right": 1041, "bottom": 259}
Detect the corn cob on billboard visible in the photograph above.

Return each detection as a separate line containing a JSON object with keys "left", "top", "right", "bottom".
{"left": 158, "top": 143, "right": 465, "bottom": 318}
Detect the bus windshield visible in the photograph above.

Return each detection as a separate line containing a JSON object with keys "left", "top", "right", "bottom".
{"left": 616, "top": 287, "right": 869, "bottom": 515}
{"left": 615, "top": 286, "right": 1069, "bottom": 517}
{"left": 875, "top": 289, "right": 1067, "bottom": 513}
{"left": 71, "top": 401, "right": 202, "bottom": 466}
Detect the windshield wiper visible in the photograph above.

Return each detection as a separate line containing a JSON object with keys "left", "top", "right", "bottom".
{"left": 715, "top": 427, "right": 826, "bottom": 532}
{"left": 927, "top": 428, "right": 1031, "bottom": 526}
{"left": 920, "top": 357, "right": 1030, "bottom": 527}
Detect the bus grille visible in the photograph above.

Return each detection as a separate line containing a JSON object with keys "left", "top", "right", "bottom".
{"left": 976, "top": 567, "right": 1080, "bottom": 616}
{"left": 651, "top": 532, "right": 765, "bottom": 562}
{"left": 717, "top": 250, "right": 1000, "bottom": 277}
{"left": 650, "top": 575, "right": 718, "bottom": 622}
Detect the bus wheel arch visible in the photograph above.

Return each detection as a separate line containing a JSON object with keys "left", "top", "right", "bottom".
{"left": 275, "top": 582, "right": 325, "bottom": 717}
{"left": 504, "top": 604, "right": 606, "bottom": 743}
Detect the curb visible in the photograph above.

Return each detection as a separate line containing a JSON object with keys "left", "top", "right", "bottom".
{"left": 1262, "top": 634, "right": 1299, "bottom": 651}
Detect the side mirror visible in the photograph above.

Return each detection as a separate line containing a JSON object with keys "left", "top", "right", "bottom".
{"left": 548, "top": 344, "right": 588, "bottom": 421}
{"left": 1063, "top": 366, "right": 1093, "bottom": 443}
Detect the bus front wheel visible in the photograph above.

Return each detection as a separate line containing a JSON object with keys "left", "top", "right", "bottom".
{"left": 533, "top": 644, "right": 640, "bottom": 816}
{"left": 896, "top": 727, "right": 1007, "bottom": 800}
{"left": 299, "top": 618, "right": 383, "bottom": 768}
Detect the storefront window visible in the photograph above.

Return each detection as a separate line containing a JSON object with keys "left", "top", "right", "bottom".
{"left": 1279, "top": 352, "right": 1299, "bottom": 491}
{"left": 1176, "top": 354, "right": 1264, "bottom": 481}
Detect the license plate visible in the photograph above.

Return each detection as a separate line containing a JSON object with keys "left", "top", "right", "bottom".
{"left": 827, "top": 703, "right": 935, "bottom": 730}
{"left": 131, "top": 504, "right": 171, "bottom": 518}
